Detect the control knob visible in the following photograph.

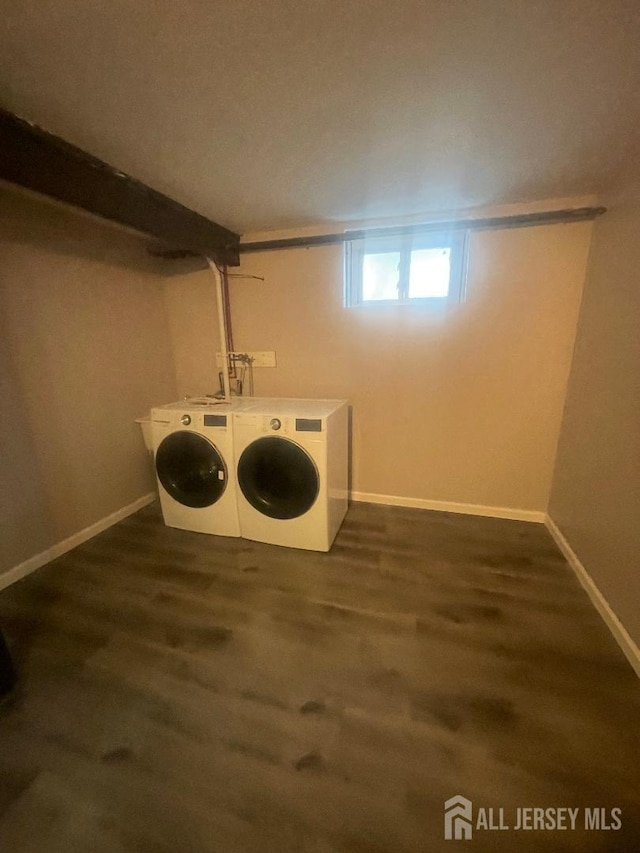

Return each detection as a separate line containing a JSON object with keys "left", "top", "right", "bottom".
{"left": 270, "top": 418, "right": 282, "bottom": 431}
{"left": 181, "top": 414, "right": 192, "bottom": 425}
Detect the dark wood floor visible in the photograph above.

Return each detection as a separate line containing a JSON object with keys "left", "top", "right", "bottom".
{"left": 0, "top": 501, "right": 638, "bottom": 852}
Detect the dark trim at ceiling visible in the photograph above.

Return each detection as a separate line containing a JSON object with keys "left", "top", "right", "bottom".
{"left": 0, "top": 107, "right": 240, "bottom": 266}
{"left": 239, "top": 206, "right": 606, "bottom": 254}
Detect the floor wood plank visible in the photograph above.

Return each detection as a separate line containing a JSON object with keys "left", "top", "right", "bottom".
{"left": 1, "top": 501, "right": 639, "bottom": 851}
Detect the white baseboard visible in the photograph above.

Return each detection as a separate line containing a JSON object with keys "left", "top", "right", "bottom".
{"left": 350, "top": 491, "right": 546, "bottom": 523}
{"left": 0, "top": 493, "right": 156, "bottom": 592}
{"left": 545, "top": 514, "right": 640, "bottom": 679}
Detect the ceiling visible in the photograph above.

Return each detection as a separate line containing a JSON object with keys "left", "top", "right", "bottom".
{"left": 1, "top": 1, "right": 639, "bottom": 235}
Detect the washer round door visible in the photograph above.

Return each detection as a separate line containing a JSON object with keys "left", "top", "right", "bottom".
{"left": 238, "top": 436, "right": 319, "bottom": 520}
{"left": 156, "top": 431, "right": 227, "bottom": 508}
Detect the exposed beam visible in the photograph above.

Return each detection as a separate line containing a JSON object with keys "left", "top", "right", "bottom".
{"left": 240, "top": 206, "right": 606, "bottom": 254}
{"left": 0, "top": 108, "right": 239, "bottom": 265}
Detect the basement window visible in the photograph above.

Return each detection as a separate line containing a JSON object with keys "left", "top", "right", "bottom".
{"left": 344, "top": 230, "right": 466, "bottom": 307}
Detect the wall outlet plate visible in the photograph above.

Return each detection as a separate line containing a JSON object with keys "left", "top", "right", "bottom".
{"left": 216, "top": 351, "right": 277, "bottom": 368}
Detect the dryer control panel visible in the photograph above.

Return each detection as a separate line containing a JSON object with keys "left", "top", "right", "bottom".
{"left": 263, "top": 415, "right": 292, "bottom": 435}
{"left": 295, "top": 418, "right": 322, "bottom": 432}
{"left": 234, "top": 413, "right": 324, "bottom": 435}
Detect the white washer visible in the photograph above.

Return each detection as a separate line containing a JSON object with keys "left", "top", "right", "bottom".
{"left": 233, "top": 398, "right": 349, "bottom": 551}
{"left": 151, "top": 397, "right": 249, "bottom": 537}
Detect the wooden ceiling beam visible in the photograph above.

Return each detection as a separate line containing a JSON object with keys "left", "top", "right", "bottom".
{"left": 0, "top": 108, "right": 239, "bottom": 266}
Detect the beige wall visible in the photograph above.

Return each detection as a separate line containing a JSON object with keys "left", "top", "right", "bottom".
{"left": 169, "top": 221, "right": 592, "bottom": 512}
{"left": 549, "top": 203, "right": 640, "bottom": 646}
{"left": 0, "top": 187, "right": 177, "bottom": 575}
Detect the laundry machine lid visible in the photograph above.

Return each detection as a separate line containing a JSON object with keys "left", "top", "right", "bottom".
{"left": 238, "top": 436, "right": 319, "bottom": 520}
{"left": 156, "top": 431, "right": 227, "bottom": 508}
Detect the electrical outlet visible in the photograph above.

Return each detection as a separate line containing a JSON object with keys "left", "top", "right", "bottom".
{"left": 250, "top": 351, "right": 277, "bottom": 367}
{"left": 216, "top": 351, "right": 277, "bottom": 368}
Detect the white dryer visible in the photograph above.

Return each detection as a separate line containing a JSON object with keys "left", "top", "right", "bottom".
{"left": 150, "top": 397, "right": 248, "bottom": 537}
{"left": 233, "top": 398, "right": 349, "bottom": 551}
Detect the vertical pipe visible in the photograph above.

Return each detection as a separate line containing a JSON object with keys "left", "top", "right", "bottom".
{"left": 207, "top": 258, "right": 232, "bottom": 401}
{"left": 222, "top": 264, "right": 234, "bottom": 352}
{"left": 221, "top": 263, "right": 236, "bottom": 380}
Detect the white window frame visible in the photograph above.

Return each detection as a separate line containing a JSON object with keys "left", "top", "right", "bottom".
{"left": 344, "top": 229, "right": 467, "bottom": 307}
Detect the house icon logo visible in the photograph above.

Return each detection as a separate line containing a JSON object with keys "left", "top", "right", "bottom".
{"left": 444, "top": 795, "right": 473, "bottom": 840}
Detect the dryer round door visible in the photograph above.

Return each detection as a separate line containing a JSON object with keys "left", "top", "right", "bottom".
{"left": 238, "top": 436, "right": 319, "bottom": 520}
{"left": 156, "top": 431, "right": 227, "bottom": 508}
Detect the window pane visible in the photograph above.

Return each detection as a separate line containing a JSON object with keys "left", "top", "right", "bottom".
{"left": 409, "top": 247, "right": 451, "bottom": 298}
{"left": 362, "top": 252, "right": 400, "bottom": 301}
